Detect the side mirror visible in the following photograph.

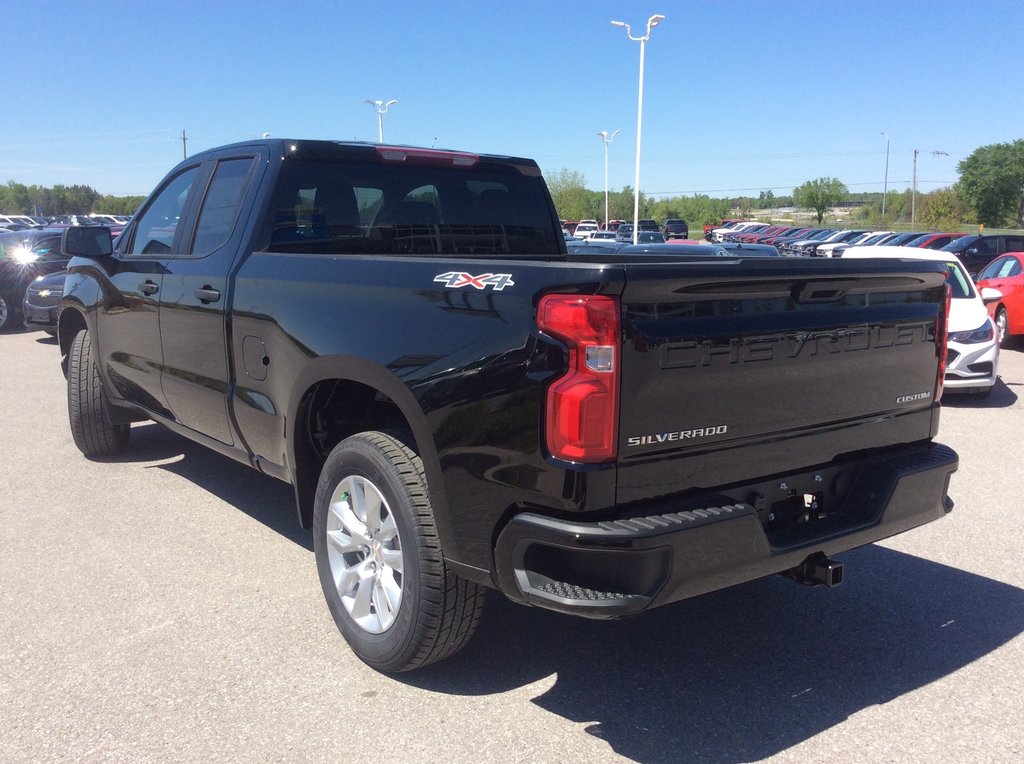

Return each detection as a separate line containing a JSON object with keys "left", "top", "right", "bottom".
{"left": 62, "top": 226, "right": 113, "bottom": 258}
{"left": 980, "top": 286, "right": 1003, "bottom": 304}
{"left": 965, "top": 247, "right": 979, "bottom": 256}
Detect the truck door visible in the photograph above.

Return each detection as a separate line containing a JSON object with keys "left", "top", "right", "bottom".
{"left": 100, "top": 164, "right": 203, "bottom": 416}
{"left": 157, "top": 154, "right": 262, "bottom": 446}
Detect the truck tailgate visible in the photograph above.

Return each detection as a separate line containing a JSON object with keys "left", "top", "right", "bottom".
{"left": 615, "top": 258, "right": 948, "bottom": 499}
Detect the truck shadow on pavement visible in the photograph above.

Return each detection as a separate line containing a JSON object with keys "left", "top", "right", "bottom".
{"left": 124, "top": 422, "right": 310, "bottom": 550}
{"left": 110, "top": 424, "right": 1023, "bottom": 763}
{"left": 404, "top": 546, "right": 1024, "bottom": 763}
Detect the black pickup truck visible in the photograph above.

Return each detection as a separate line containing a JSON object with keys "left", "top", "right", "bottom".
{"left": 58, "top": 139, "right": 958, "bottom": 672}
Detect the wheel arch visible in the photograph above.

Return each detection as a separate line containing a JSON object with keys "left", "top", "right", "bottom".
{"left": 286, "top": 356, "right": 453, "bottom": 553}
{"left": 57, "top": 304, "right": 88, "bottom": 368}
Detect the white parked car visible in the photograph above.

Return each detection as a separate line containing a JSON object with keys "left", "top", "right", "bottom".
{"left": 818, "top": 230, "right": 891, "bottom": 257}
{"left": 711, "top": 221, "right": 763, "bottom": 242}
{"left": 843, "top": 246, "right": 1000, "bottom": 395}
{"left": 573, "top": 222, "right": 600, "bottom": 240}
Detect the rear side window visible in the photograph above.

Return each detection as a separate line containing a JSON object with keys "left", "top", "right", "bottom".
{"left": 265, "top": 159, "right": 561, "bottom": 256}
{"left": 191, "top": 158, "right": 253, "bottom": 255}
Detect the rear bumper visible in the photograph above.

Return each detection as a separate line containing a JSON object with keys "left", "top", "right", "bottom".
{"left": 494, "top": 442, "right": 958, "bottom": 617}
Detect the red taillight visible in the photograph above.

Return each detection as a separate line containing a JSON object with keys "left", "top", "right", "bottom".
{"left": 537, "top": 294, "right": 620, "bottom": 463}
{"left": 936, "top": 283, "right": 952, "bottom": 402}
{"left": 374, "top": 146, "right": 479, "bottom": 167}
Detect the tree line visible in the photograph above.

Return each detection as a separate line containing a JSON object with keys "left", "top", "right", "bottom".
{"left": 547, "top": 138, "right": 1024, "bottom": 230}
{"left": 6, "top": 138, "right": 1022, "bottom": 229}
{"left": 0, "top": 180, "right": 145, "bottom": 217}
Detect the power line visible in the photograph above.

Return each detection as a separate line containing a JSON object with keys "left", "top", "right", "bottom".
{"left": 645, "top": 179, "right": 957, "bottom": 197}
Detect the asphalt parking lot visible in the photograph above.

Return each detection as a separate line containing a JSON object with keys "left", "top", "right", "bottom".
{"left": 1, "top": 328, "right": 1022, "bottom": 763}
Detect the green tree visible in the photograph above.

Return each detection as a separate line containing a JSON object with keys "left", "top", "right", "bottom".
{"left": 95, "top": 194, "right": 146, "bottom": 216}
{"left": 545, "top": 168, "right": 594, "bottom": 221}
{"left": 918, "top": 187, "right": 966, "bottom": 231}
{"left": 793, "top": 177, "right": 848, "bottom": 223}
{"left": 957, "top": 140, "right": 1024, "bottom": 227}
{"left": 2, "top": 181, "right": 30, "bottom": 213}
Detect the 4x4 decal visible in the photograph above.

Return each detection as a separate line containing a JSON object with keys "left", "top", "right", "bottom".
{"left": 433, "top": 272, "right": 515, "bottom": 291}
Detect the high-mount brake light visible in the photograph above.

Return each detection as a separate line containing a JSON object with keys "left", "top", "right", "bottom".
{"left": 375, "top": 146, "right": 479, "bottom": 167}
{"left": 936, "top": 282, "right": 951, "bottom": 402}
{"left": 537, "top": 294, "right": 620, "bottom": 463}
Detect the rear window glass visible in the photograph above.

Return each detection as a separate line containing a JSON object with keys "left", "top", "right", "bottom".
{"left": 264, "top": 159, "right": 561, "bottom": 256}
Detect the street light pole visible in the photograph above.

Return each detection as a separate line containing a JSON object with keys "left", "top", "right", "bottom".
{"left": 881, "top": 131, "right": 890, "bottom": 219}
{"left": 611, "top": 14, "right": 665, "bottom": 245}
{"left": 598, "top": 130, "right": 620, "bottom": 230}
{"left": 365, "top": 99, "right": 398, "bottom": 143}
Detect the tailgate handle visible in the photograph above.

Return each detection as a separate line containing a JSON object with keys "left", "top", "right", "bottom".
{"left": 794, "top": 280, "right": 853, "bottom": 303}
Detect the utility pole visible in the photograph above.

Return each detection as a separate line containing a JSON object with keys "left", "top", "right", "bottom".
{"left": 912, "top": 149, "right": 948, "bottom": 226}
{"left": 181, "top": 130, "right": 188, "bottom": 159}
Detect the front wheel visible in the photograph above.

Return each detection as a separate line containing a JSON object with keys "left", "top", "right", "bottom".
{"left": 313, "top": 431, "right": 485, "bottom": 672}
{"left": 67, "top": 329, "right": 130, "bottom": 456}
{"left": 0, "top": 289, "right": 21, "bottom": 333}
{"left": 995, "top": 306, "right": 1010, "bottom": 347}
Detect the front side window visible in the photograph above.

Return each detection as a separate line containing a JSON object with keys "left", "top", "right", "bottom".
{"left": 127, "top": 167, "right": 200, "bottom": 255}
{"left": 978, "top": 257, "right": 1010, "bottom": 281}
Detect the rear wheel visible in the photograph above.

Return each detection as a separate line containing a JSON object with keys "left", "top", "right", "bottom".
{"left": 67, "top": 329, "right": 130, "bottom": 456}
{"left": 313, "top": 431, "right": 485, "bottom": 672}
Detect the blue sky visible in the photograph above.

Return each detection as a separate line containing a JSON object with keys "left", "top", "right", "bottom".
{"left": 3, "top": 0, "right": 1022, "bottom": 199}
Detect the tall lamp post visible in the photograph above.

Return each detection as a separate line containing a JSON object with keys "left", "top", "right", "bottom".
{"left": 881, "top": 131, "right": 890, "bottom": 218}
{"left": 365, "top": 99, "right": 397, "bottom": 143}
{"left": 611, "top": 14, "right": 665, "bottom": 245}
{"left": 598, "top": 130, "right": 620, "bottom": 229}
{"left": 912, "top": 148, "right": 949, "bottom": 226}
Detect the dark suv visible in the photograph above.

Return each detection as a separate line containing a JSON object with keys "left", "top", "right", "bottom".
{"left": 663, "top": 219, "right": 689, "bottom": 240}
{"left": 942, "top": 233, "right": 1024, "bottom": 277}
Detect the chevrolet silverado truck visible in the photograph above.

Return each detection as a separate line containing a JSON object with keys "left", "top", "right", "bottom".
{"left": 58, "top": 139, "right": 958, "bottom": 672}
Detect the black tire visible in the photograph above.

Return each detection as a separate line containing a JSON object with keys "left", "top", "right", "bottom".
{"left": 995, "top": 306, "right": 1010, "bottom": 348}
{"left": 0, "top": 289, "right": 21, "bottom": 333}
{"left": 313, "top": 431, "right": 485, "bottom": 672}
{"left": 67, "top": 329, "right": 130, "bottom": 456}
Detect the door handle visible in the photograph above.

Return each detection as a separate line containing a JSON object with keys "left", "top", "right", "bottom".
{"left": 195, "top": 286, "right": 221, "bottom": 304}
{"left": 139, "top": 280, "right": 159, "bottom": 295}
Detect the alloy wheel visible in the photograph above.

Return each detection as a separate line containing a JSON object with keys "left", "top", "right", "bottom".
{"left": 324, "top": 475, "right": 404, "bottom": 633}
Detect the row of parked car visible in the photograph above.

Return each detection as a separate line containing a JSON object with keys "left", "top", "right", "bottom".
{"left": 0, "top": 213, "right": 130, "bottom": 232}
{"left": 708, "top": 220, "right": 1024, "bottom": 278}
{"left": 5, "top": 221, "right": 1023, "bottom": 400}
{"left": 563, "top": 217, "right": 692, "bottom": 243}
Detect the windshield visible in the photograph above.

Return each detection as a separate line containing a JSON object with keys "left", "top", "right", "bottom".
{"left": 945, "top": 260, "right": 975, "bottom": 299}
{"left": 940, "top": 235, "right": 978, "bottom": 253}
